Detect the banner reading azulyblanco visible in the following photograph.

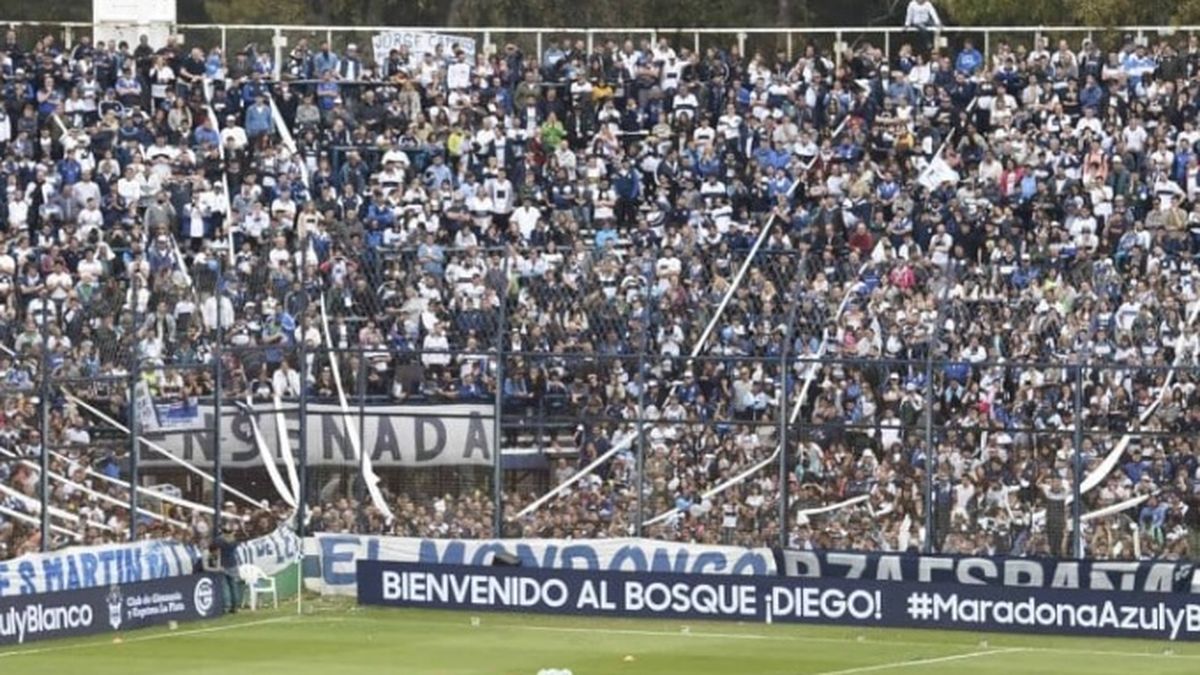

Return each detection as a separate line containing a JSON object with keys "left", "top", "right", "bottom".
{"left": 0, "top": 573, "right": 225, "bottom": 646}
{"left": 777, "top": 550, "right": 1199, "bottom": 594}
{"left": 312, "top": 536, "right": 775, "bottom": 595}
{"left": 137, "top": 402, "right": 493, "bottom": 468}
{"left": 359, "top": 561, "right": 1200, "bottom": 642}
{"left": 0, "top": 540, "right": 197, "bottom": 598}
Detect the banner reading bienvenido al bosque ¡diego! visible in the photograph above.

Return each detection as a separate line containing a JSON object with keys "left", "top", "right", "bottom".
{"left": 358, "top": 561, "right": 1200, "bottom": 642}
{"left": 0, "top": 573, "right": 225, "bottom": 646}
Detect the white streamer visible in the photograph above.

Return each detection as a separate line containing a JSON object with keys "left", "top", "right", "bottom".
{"left": 319, "top": 296, "right": 394, "bottom": 523}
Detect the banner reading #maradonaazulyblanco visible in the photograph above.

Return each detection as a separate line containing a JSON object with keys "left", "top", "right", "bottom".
{"left": 0, "top": 573, "right": 225, "bottom": 646}
{"left": 311, "top": 536, "right": 775, "bottom": 595}
{"left": 359, "top": 561, "right": 1200, "bottom": 642}
{"left": 777, "top": 550, "right": 1199, "bottom": 593}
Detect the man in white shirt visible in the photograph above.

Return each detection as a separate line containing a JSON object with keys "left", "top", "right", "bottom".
{"left": 904, "top": 0, "right": 942, "bottom": 54}
{"left": 512, "top": 199, "right": 541, "bottom": 242}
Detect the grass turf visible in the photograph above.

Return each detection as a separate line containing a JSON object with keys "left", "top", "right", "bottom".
{"left": 2, "top": 597, "right": 1198, "bottom": 674}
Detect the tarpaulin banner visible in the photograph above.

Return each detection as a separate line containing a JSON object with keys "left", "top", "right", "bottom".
{"left": 0, "top": 540, "right": 198, "bottom": 598}
{"left": 0, "top": 573, "right": 225, "bottom": 646}
{"left": 371, "top": 31, "right": 476, "bottom": 68}
{"left": 358, "top": 561, "right": 1200, "bottom": 642}
{"left": 137, "top": 402, "right": 493, "bottom": 468}
{"left": 776, "top": 550, "right": 1198, "bottom": 594}
{"left": 311, "top": 536, "right": 776, "bottom": 596}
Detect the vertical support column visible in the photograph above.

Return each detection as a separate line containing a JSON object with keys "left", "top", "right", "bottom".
{"left": 272, "top": 28, "right": 284, "bottom": 81}
{"left": 1072, "top": 364, "right": 1085, "bottom": 559}
{"left": 492, "top": 250, "right": 509, "bottom": 538}
{"left": 835, "top": 30, "right": 843, "bottom": 68}
{"left": 297, "top": 236, "right": 309, "bottom": 538}
{"left": 38, "top": 301, "right": 50, "bottom": 551}
{"left": 634, "top": 264, "right": 655, "bottom": 539}
{"left": 129, "top": 275, "right": 141, "bottom": 541}
{"left": 922, "top": 352, "right": 935, "bottom": 554}
{"left": 778, "top": 287, "right": 800, "bottom": 549}
{"left": 357, "top": 348, "right": 367, "bottom": 530}
{"left": 212, "top": 261, "right": 224, "bottom": 536}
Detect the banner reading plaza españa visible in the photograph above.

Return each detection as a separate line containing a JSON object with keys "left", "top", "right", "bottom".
{"left": 135, "top": 402, "right": 494, "bottom": 468}
{"left": 359, "top": 561, "right": 1200, "bottom": 642}
{"left": 776, "top": 549, "right": 1199, "bottom": 594}
{"left": 310, "top": 535, "right": 777, "bottom": 595}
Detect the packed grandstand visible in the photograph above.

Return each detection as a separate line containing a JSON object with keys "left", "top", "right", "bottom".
{"left": 0, "top": 25, "right": 1199, "bottom": 568}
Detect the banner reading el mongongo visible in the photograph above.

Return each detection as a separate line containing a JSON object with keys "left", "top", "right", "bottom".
{"left": 358, "top": 561, "right": 1200, "bottom": 642}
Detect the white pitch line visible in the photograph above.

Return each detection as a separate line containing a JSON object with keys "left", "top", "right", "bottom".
{"left": 809, "top": 648, "right": 1026, "bottom": 675}
{"left": 382, "top": 616, "right": 1200, "bottom": 661}
{"left": 520, "top": 625, "right": 769, "bottom": 641}
{"left": 0, "top": 616, "right": 296, "bottom": 659}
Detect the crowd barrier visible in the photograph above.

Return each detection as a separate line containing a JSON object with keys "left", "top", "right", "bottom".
{"left": 0, "top": 574, "right": 225, "bottom": 646}
{"left": 357, "top": 562, "right": 1200, "bottom": 642}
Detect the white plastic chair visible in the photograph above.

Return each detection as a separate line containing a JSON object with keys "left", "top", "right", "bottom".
{"left": 238, "top": 564, "right": 278, "bottom": 610}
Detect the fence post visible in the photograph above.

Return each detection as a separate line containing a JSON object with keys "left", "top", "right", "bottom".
{"left": 297, "top": 235, "right": 310, "bottom": 540}
{"left": 835, "top": 30, "right": 843, "bottom": 68}
{"left": 357, "top": 346, "right": 368, "bottom": 531}
{"left": 778, "top": 284, "right": 801, "bottom": 549}
{"left": 737, "top": 31, "right": 747, "bottom": 56}
{"left": 493, "top": 249, "right": 509, "bottom": 538}
{"left": 273, "top": 27, "right": 284, "bottom": 81}
{"left": 212, "top": 261, "right": 224, "bottom": 536}
{"left": 38, "top": 300, "right": 50, "bottom": 551}
{"left": 1072, "top": 363, "right": 1085, "bottom": 559}
{"left": 922, "top": 352, "right": 934, "bottom": 553}
{"left": 634, "top": 264, "right": 656, "bottom": 538}
{"left": 128, "top": 275, "right": 141, "bottom": 541}
{"left": 221, "top": 26, "right": 227, "bottom": 55}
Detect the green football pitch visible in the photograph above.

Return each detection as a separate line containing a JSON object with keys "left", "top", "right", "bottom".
{"left": 3, "top": 598, "right": 1199, "bottom": 674}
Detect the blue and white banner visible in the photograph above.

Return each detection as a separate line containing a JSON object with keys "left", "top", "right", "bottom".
{"left": 235, "top": 525, "right": 303, "bottom": 577}
{"left": 777, "top": 550, "right": 1199, "bottom": 594}
{"left": 0, "top": 573, "right": 224, "bottom": 646}
{"left": 135, "top": 382, "right": 204, "bottom": 432}
{"left": 0, "top": 540, "right": 198, "bottom": 598}
{"left": 312, "top": 536, "right": 775, "bottom": 596}
{"left": 358, "top": 561, "right": 1200, "bottom": 642}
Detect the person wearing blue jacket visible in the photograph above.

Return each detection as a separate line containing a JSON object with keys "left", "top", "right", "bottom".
{"left": 955, "top": 39, "right": 984, "bottom": 75}
{"left": 244, "top": 95, "right": 273, "bottom": 141}
{"left": 613, "top": 158, "right": 641, "bottom": 227}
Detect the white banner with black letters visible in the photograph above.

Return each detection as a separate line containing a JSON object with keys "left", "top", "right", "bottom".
{"left": 137, "top": 402, "right": 493, "bottom": 468}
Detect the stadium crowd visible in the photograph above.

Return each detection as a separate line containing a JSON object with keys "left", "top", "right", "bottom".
{"left": 0, "top": 25, "right": 1199, "bottom": 564}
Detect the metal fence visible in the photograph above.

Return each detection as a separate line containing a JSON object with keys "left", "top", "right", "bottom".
{"left": 7, "top": 241, "right": 1197, "bottom": 563}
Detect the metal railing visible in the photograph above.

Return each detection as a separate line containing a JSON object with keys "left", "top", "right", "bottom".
{"left": 7, "top": 20, "right": 1200, "bottom": 73}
